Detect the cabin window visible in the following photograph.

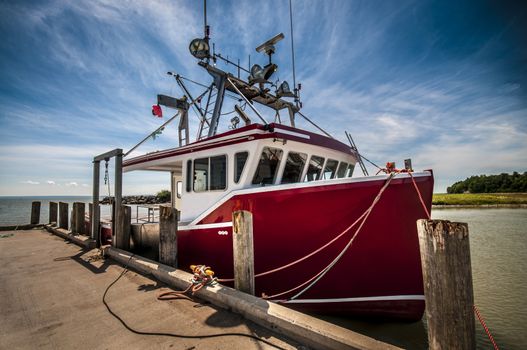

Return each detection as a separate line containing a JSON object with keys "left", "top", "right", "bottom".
{"left": 304, "top": 155, "right": 325, "bottom": 182}
{"left": 323, "top": 159, "right": 339, "bottom": 179}
{"left": 210, "top": 155, "right": 227, "bottom": 190}
{"left": 281, "top": 152, "right": 307, "bottom": 184}
{"left": 252, "top": 147, "right": 283, "bottom": 185}
{"left": 186, "top": 160, "right": 192, "bottom": 192}
{"left": 234, "top": 152, "right": 249, "bottom": 183}
{"left": 192, "top": 155, "right": 227, "bottom": 192}
{"left": 347, "top": 164, "right": 355, "bottom": 177}
{"left": 193, "top": 157, "right": 209, "bottom": 191}
{"left": 337, "top": 162, "right": 349, "bottom": 178}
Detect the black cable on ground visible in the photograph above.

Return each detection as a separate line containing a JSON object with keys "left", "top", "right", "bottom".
{"left": 103, "top": 256, "right": 287, "bottom": 350}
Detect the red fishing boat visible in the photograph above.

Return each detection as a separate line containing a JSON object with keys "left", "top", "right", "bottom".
{"left": 116, "top": 4, "right": 433, "bottom": 321}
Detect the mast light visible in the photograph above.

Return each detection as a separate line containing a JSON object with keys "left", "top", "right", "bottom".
{"left": 189, "top": 38, "right": 210, "bottom": 59}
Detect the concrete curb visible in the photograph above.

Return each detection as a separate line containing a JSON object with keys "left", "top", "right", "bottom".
{"left": 0, "top": 224, "right": 44, "bottom": 231}
{"left": 105, "top": 247, "right": 401, "bottom": 350}
{"left": 44, "top": 224, "right": 96, "bottom": 249}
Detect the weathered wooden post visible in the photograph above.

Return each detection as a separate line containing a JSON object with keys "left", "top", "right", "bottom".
{"left": 159, "top": 205, "right": 178, "bottom": 267}
{"left": 30, "top": 201, "right": 41, "bottom": 225}
{"left": 49, "top": 202, "right": 58, "bottom": 225}
{"left": 121, "top": 205, "right": 131, "bottom": 250}
{"left": 88, "top": 203, "right": 93, "bottom": 237}
{"left": 232, "top": 210, "right": 255, "bottom": 295}
{"left": 58, "top": 202, "right": 68, "bottom": 230}
{"left": 417, "top": 219, "right": 476, "bottom": 350}
{"left": 73, "top": 202, "right": 85, "bottom": 235}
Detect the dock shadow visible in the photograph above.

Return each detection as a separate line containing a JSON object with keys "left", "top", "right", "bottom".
{"left": 53, "top": 247, "right": 111, "bottom": 275}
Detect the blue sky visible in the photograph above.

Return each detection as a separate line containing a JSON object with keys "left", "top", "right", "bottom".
{"left": 0, "top": 0, "right": 526, "bottom": 195}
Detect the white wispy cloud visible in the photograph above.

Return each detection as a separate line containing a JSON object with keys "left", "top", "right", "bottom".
{"left": 0, "top": 0, "right": 525, "bottom": 195}
{"left": 21, "top": 180, "right": 40, "bottom": 185}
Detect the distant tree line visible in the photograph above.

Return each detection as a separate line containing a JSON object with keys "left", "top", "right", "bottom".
{"left": 447, "top": 172, "right": 527, "bottom": 193}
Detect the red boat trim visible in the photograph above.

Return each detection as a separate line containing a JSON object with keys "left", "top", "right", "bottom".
{"left": 123, "top": 123, "right": 352, "bottom": 169}
{"left": 282, "top": 295, "right": 426, "bottom": 303}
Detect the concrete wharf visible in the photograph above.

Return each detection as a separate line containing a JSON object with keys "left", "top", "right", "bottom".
{"left": 0, "top": 229, "right": 299, "bottom": 349}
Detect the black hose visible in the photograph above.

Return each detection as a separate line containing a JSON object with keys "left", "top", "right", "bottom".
{"left": 103, "top": 256, "right": 287, "bottom": 350}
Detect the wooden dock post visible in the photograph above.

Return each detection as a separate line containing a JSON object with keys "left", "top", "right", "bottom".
{"left": 159, "top": 205, "right": 178, "bottom": 268}
{"left": 121, "top": 205, "right": 131, "bottom": 250}
{"left": 49, "top": 202, "right": 58, "bottom": 225}
{"left": 73, "top": 202, "right": 85, "bottom": 235}
{"left": 88, "top": 203, "right": 93, "bottom": 237}
{"left": 30, "top": 201, "right": 41, "bottom": 225}
{"left": 58, "top": 202, "right": 68, "bottom": 230}
{"left": 232, "top": 210, "right": 255, "bottom": 295}
{"left": 417, "top": 219, "right": 476, "bottom": 350}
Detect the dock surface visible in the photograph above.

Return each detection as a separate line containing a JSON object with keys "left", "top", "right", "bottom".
{"left": 0, "top": 229, "right": 298, "bottom": 349}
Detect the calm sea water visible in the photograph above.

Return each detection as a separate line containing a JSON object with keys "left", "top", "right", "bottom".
{"left": 1, "top": 197, "right": 525, "bottom": 349}
{"left": 0, "top": 196, "right": 108, "bottom": 226}
{"left": 321, "top": 208, "right": 527, "bottom": 350}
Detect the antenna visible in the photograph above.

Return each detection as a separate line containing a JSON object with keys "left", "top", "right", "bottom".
{"left": 289, "top": 0, "right": 300, "bottom": 107}
{"left": 255, "top": 33, "right": 285, "bottom": 64}
{"left": 204, "top": 0, "right": 209, "bottom": 40}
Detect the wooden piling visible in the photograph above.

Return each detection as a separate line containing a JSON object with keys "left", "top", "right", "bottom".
{"left": 73, "top": 202, "right": 85, "bottom": 235}
{"left": 122, "top": 205, "right": 131, "bottom": 250}
{"left": 30, "top": 201, "right": 41, "bottom": 225}
{"left": 58, "top": 202, "right": 68, "bottom": 230}
{"left": 49, "top": 202, "right": 58, "bottom": 225}
{"left": 159, "top": 205, "right": 178, "bottom": 268}
{"left": 88, "top": 203, "right": 93, "bottom": 237}
{"left": 417, "top": 219, "right": 476, "bottom": 350}
{"left": 232, "top": 210, "right": 255, "bottom": 295}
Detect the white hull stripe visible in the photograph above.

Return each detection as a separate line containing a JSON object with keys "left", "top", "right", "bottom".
{"left": 283, "top": 295, "right": 425, "bottom": 304}
{"left": 188, "top": 171, "right": 432, "bottom": 226}
{"left": 179, "top": 221, "right": 233, "bottom": 231}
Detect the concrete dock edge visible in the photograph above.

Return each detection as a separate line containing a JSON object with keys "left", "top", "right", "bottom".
{"left": 44, "top": 224, "right": 96, "bottom": 249}
{"left": 104, "top": 246, "right": 402, "bottom": 350}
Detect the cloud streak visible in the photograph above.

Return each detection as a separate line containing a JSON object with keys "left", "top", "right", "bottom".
{"left": 0, "top": 0, "right": 526, "bottom": 195}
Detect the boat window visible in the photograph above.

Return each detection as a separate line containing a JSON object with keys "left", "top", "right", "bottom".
{"left": 347, "top": 164, "right": 355, "bottom": 177}
{"left": 281, "top": 152, "right": 307, "bottom": 184}
{"left": 323, "top": 159, "right": 339, "bottom": 179}
{"left": 193, "top": 157, "right": 209, "bottom": 192}
{"left": 304, "top": 155, "right": 325, "bottom": 182}
{"left": 234, "top": 152, "right": 249, "bottom": 183}
{"left": 252, "top": 147, "right": 283, "bottom": 185}
{"left": 210, "top": 155, "right": 227, "bottom": 190}
{"left": 186, "top": 160, "right": 192, "bottom": 192}
{"left": 337, "top": 162, "right": 349, "bottom": 178}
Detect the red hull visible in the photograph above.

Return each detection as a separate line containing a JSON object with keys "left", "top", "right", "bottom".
{"left": 177, "top": 173, "right": 433, "bottom": 320}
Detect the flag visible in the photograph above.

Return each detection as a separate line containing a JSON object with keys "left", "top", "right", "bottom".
{"left": 152, "top": 104, "right": 163, "bottom": 118}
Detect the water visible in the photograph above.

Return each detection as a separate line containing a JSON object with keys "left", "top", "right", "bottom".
{"left": 320, "top": 208, "right": 527, "bottom": 349}
{"left": 0, "top": 196, "right": 156, "bottom": 227}
{"left": 1, "top": 198, "right": 525, "bottom": 348}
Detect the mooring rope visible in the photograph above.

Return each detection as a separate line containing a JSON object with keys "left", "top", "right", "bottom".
{"left": 408, "top": 172, "right": 431, "bottom": 220}
{"left": 474, "top": 305, "right": 500, "bottom": 350}
{"left": 264, "top": 173, "right": 397, "bottom": 300}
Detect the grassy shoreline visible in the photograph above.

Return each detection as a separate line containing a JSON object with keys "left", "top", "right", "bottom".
{"left": 432, "top": 193, "right": 527, "bottom": 206}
